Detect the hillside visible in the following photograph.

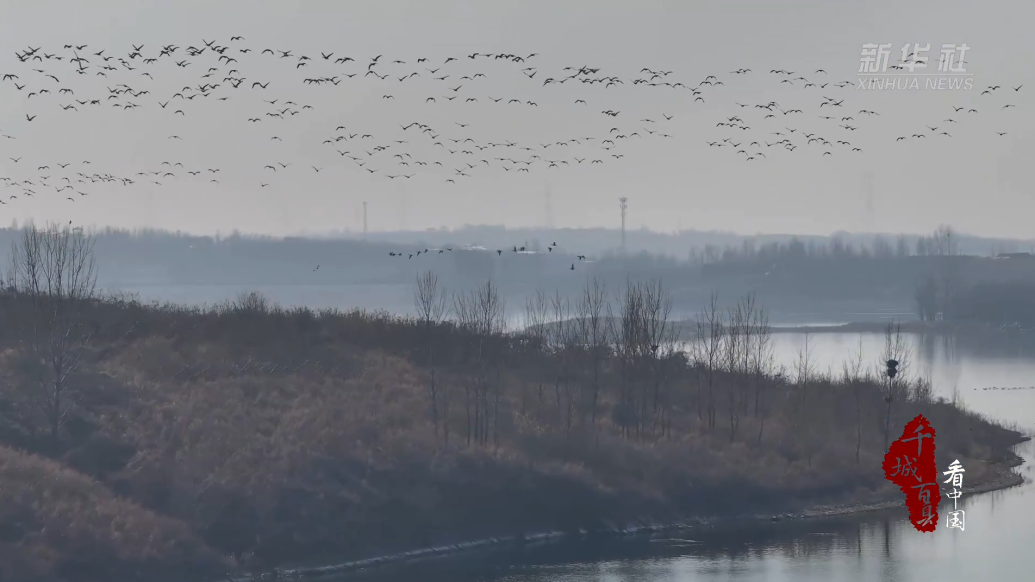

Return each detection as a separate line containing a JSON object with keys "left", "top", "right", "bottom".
{"left": 0, "top": 274, "right": 1026, "bottom": 581}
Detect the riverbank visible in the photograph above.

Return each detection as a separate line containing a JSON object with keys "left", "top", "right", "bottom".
{"left": 230, "top": 440, "right": 1029, "bottom": 581}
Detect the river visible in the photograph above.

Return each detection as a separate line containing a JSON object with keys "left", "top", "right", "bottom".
{"left": 340, "top": 331, "right": 1035, "bottom": 582}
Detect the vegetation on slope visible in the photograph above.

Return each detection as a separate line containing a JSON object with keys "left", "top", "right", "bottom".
{"left": 0, "top": 224, "right": 1025, "bottom": 581}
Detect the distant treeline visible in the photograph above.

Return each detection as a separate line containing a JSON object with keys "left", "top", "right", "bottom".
{"left": 1, "top": 224, "right": 1032, "bottom": 319}
{"left": 695, "top": 224, "right": 961, "bottom": 264}
{"left": 919, "top": 280, "right": 1035, "bottom": 328}
{"left": 331, "top": 223, "right": 1034, "bottom": 260}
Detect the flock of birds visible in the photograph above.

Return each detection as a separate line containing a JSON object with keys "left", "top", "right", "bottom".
{"left": 705, "top": 69, "right": 1021, "bottom": 161}
{"left": 0, "top": 39, "right": 1025, "bottom": 271}
{"left": 372, "top": 240, "right": 590, "bottom": 271}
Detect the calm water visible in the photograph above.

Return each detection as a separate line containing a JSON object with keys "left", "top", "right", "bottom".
{"left": 114, "top": 285, "right": 1035, "bottom": 580}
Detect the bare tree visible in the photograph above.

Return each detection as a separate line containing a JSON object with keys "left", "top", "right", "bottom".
{"left": 696, "top": 292, "right": 724, "bottom": 432}
{"left": 479, "top": 282, "right": 507, "bottom": 451}
{"left": 549, "top": 292, "right": 580, "bottom": 437}
{"left": 749, "top": 299, "right": 774, "bottom": 445}
{"left": 737, "top": 294, "right": 756, "bottom": 419}
{"left": 451, "top": 280, "right": 506, "bottom": 447}
{"left": 234, "top": 290, "right": 271, "bottom": 314}
{"left": 609, "top": 280, "right": 644, "bottom": 438}
{"left": 413, "top": 271, "right": 449, "bottom": 438}
{"left": 640, "top": 279, "right": 673, "bottom": 440}
{"left": 723, "top": 300, "right": 746, "bottom": 442}
{"left": 878, "top": 321, "right": 911, "bottom": 452}
{"left": 6, "top": 223, "right": 97, "bottom": 451}
{"left": 549, "top": 293, "right": 568, "bottom": 417}
{"left": 911, "top": 375, "right": 934, "bottom": 406}
{"left": 794, "top": 333, "right": 816, "bottom": 464}
{"left": 607, "top": 279, "right": 673, "bottom": 440}
{"left": 414, "top": 271, "right": 449, "bottom": 323}
{"left": 686, "top": 334, "right": 703, "bottom": 423}
{"left": 452, "top": 290, "right": 478, "bottom": 446}
{"left": 575, "top": 277, "right": 609, "bottom": 440}
{"left": 749, "top": 296, "right": 773, "bottom": 419}
{"left": 523, "top": 288, "right": 550, "bottom": 418}
{"left": 841, "top": 337, "right": 867, "bottom": 464}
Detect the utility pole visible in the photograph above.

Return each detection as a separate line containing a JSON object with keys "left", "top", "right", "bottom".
{"left": 619, "top": 197, "right": 628, "bottom": 254}
{"left": 362, "top": 201, "right": 368, "bottom": 235}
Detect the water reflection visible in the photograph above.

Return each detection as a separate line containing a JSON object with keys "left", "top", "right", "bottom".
{"left": 340, "top": 511, "right": 935, "bottom": 582}
{"left": 346, "top": 441, "right": 1031, "bottom": 581}
{"left": 768, "top": 332, "right": 1035, "bottom": 430}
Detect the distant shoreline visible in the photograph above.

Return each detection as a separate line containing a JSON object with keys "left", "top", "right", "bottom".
{"left": 767, "top": 321, "right": 943, "bottom": 334}
{"left": 766, "top": 321, "right": 1032, "bottom": 335}
{"left": 676, "top": 319, "right": 991, "bottom": 336}
{"left": 542, "top": 318, "right": 1029, "bottom": 338}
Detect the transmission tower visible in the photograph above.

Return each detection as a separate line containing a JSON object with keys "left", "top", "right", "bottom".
{"left": 619, "top": 197, "right": 628, "bottom": 253}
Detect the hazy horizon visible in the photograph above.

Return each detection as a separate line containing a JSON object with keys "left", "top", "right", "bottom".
{"left": 7, "top": 220, "right": 1034, "bottom": 250}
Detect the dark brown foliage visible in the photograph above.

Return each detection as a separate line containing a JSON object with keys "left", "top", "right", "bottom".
{"left": 0, "top": 274, "right": 1024, "bottom": 580}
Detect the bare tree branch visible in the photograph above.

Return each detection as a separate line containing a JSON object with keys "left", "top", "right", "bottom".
{"left": 5, "top": 222, "right": 97, "bottom": 451}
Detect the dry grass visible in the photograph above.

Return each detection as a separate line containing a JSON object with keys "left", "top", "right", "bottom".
{"left": 0, "top": 290, "right": 1026, "bottom": 580}
{"left": 0, "top": 445, "right": 227, "bottom": 582}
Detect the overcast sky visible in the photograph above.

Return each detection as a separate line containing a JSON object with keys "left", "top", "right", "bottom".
{"left": 0, "top": 0, "right": 1032, "bottom": 239}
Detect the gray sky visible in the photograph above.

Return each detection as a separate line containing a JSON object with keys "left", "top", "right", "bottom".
{"left": 0, "top": 0, "right": 1032, "bottom": 238}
